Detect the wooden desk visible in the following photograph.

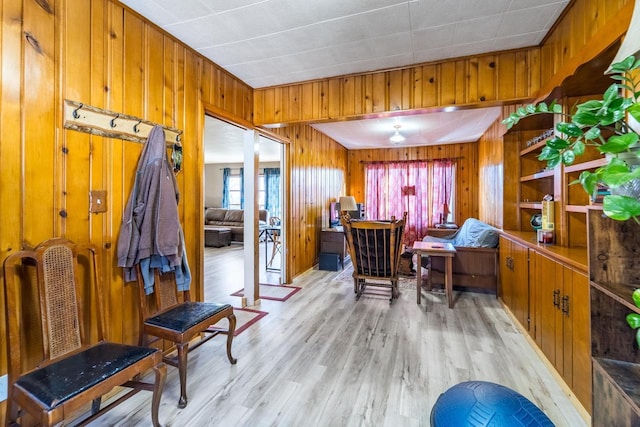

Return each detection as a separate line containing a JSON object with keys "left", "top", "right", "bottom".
{"left": 320, "top": 228, "right": 348, "bottom": 269}
{"left": 413, "top": 241, "right": 457, "bottom": 308}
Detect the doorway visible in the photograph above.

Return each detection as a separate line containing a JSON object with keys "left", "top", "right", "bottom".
{"left": 202, "top": 114, "right": 285, "bottom": 303}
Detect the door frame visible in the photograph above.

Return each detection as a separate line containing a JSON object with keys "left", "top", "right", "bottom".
{"left": 201, "top": 104, "right": 291, "bottom": 304}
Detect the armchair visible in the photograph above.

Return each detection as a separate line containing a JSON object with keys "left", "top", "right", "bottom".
{"left": 341, "top": 213, "right": 407, "bottom": 303}
{"left": 421, "top": 218, "right": 499, "bottom": 293}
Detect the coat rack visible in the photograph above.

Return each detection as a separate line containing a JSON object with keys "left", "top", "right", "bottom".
{"left": 63, "top": 99, "right": 183, "bottom": 145}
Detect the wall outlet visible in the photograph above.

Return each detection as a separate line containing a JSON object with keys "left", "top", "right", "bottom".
{"left": 0, "top": 374, "right": 7, "bottom": 402}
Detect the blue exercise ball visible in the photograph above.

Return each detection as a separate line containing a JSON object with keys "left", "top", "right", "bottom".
{"left": 431, "top": 381, "right": 555, "bottom": 426}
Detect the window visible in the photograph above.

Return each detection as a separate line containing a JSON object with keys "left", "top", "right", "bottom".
{"left": 258, "top": 175, "right": 266, "bottom": 210}
{"left": 228, "top": 174, "right": 242, "bottom": 209}
{"left": 222, "top": 169, "right": 269, "bottom": 211}
{"left": 364, "top": 160, "right": 456, "bottom": 244}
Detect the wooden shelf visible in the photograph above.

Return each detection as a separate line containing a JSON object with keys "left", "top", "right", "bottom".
{"left": 521, "top": 169, "right": 554, "bottom": 181}
{"left": 520, "top": 139, "right": 550, "bottom": 156}
{"left": 564, "top": 157, "right": 607, "bottom": 173}
{"left": 566, "top": 204, "right": 588, "bottom": 213}
{"left": 594, "top": 359, "right": 640, "bottom": 412}
{"left": 591, "top": 280, "right": 640, "bottom": 313}
{"left": 520, "top": 202, "right": 542, "bottom": 209}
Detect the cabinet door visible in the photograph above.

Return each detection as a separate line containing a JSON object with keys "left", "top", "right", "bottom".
{"left": 511, "top": 242, "right": 529, "bottom": 330}
{"left": 498, "top": 236, "right": 513, "bottom": 308}
{"left": 499, "top": 237, "right": 530, "bottom": 332}
{"left": 533, "top": 251, "right": 564, "bottom": 370}
{"left": 563, "top": 267, "right": 591, "bottom": 413}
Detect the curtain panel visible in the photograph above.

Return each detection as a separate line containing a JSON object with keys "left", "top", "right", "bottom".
{"left": 364, "top": 160, "right": 455, "bottom": 244}
{"left": 221, "top": 167, "right": 231, "bottom": 209}
{"left": 264, "top": 168, "right": 280, "bottom": 217}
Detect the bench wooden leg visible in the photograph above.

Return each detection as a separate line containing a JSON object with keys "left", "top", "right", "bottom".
{"left": 152, "top": 362, "right": 166, "bottom": 427}
{"left": 91, "top": 397, "right": 102, "bottom": 414}
{"left": 177, "top": 343, "right": 189, "bottom": 409}
{"left": 226, "top": 314, "right": 238, "bottom": 364}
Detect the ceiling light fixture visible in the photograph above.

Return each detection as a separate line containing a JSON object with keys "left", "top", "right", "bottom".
{"left": 389, "top": 124, "right": 405, "bottom": 144}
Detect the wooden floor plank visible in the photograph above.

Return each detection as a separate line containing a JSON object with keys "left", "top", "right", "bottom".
{"left": 91, "top": 246, "right": 587, "bottom": 427}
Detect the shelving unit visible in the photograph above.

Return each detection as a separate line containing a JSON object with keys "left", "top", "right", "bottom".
{"left": 503, "top": 105, "right": 608, "bottom": 247}
{"left": 588, "top": 209, "right": 640, "bottom": 424}
{"left": 498, "top": 38, "right": 626, "bottom": 421}
{"left": 502, "top": 116, "right": 556, "bottom": 233}
{"left": 502, "top": 39, "right": 617, "bottom": 248}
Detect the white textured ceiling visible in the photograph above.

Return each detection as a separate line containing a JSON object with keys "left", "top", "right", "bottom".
{"left": 120, "top": 0, "right": 569, "bottom": 88}
{"left": 120, "top": 0, "right": 569, "bottom": 152}
{"left": 312, "top": 107, "right": 502, "bottom": 149}
{"left": 204, "top": 115, "right": 282, "bottom": 164}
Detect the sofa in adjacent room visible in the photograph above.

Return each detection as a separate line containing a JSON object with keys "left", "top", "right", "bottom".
{"left": 420, "top": 218, "right": 500, "bottom": 293}
{"left": 204, "top": 208, "right": 268, "bottom": 243}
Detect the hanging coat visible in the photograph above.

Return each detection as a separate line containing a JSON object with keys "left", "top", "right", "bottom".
{"left": 117, "top": 125, "right": 190, "bottom": 292}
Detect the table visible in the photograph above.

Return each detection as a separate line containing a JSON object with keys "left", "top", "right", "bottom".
{"left": 204, "top": 226, "right": 232, "bottom": 247}
{"left": 413, "top": 241, "right": 457, "bottom": 308}
{"left": 263, "top": 225, "right": 281, "bottom": 271}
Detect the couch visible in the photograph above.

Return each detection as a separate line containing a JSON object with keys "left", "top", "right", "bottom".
{"left": 421, "top": 218, "right": 499, "bottom": 293}
{"left": 204, "top": 208, "right": 268, "bottom": 243}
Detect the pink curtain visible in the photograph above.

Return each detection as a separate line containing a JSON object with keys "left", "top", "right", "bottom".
{"left": 365, "top": 160, "right": 455, "bottom": 244}
{"left": 430, "top": 160, "right": 454, "bottom": 226}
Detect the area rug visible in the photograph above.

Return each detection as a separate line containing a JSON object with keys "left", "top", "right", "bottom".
{"left": 232, "top": 307, "right": 268, "bottom": 336}
{"left": 230, "top": 283, "right": 302, "bottom": 302}
{"left": 334, "top": 265, "right": 417, "bottom": 290}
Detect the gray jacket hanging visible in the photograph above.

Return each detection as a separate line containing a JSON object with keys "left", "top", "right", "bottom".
{"left": 117, "top": 125, "right": 189, "bottom": 291}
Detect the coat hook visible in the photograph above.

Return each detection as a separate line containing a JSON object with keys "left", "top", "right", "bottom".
{"left": 72, "top": 103, "right": 83, "bottom": 119}
{"left": 172, "top": 143, "right": 183, "bottom": 174}
{"left": 110, "top": 114, "right": 119, "bottom": 128}
{"left": 133, "top": 120, "right": 142, "bottom": 133}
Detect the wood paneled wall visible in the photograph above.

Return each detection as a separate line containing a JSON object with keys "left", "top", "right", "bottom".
{"left": 254, "top": 49, "right": 541, "bottom": 126}
{"left": 476, "top": 0, "right": 632, "bottom": 228}
{"left": 477, "top": 106, "right": 519, "bottom": 229}
{"left": 538, "top": 0, "right": 632, "bottom": 99}
{"left": 346, "top": 143, "right": 478, "bottom": 226}
{"left": 0, "top": 0, "right": 635, "bottom": 422}
{"left": 0, "top": 1, "right": 253, "bottom": 418}
{"left": 270, "top": 125, "right": 348, "bottom": 277}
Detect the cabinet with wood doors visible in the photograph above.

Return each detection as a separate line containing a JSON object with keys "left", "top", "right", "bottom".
{"left": 499, "top": 235, "right": 530, "bottom": 332}
{"left": 530, "top": 250, "right": 591, "bottom": 412}
{"left": 498, "top": 231, "right": 591, "bottom": 413}
{"left": 588, "top": 209, "right": 640, "bottom": 425}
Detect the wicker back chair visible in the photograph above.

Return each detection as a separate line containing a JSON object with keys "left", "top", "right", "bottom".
{"left": 135, "top": 265, "right": 237, "bottom": 408}
{"left": 2, "top": 238, "right": 166, "bottom": 426}
{"left": 341, "top": 213, "right": 407, "bottom": 303}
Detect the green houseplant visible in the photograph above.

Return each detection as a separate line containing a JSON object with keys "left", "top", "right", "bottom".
{"left": 502, "top": 55, "right": 640, "bottom": 224}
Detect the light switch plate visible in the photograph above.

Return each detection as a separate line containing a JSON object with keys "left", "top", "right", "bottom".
{"left": 90, "top": 190, "right": 107, "bottom": 213}
{"left": 0, "top": 374, "right": 7, "bottom": 402}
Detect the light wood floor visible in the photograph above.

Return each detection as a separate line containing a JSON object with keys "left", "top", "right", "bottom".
{"left": 93, "top": 246, "right": 587, "bottom": 426}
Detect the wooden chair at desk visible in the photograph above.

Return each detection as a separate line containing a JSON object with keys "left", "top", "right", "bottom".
{"left": 3, "top": 238, "right": 166, "bottom": 426}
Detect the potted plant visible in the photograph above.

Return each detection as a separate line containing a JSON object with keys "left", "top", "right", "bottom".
{"left": 502, "top": 55, "right": 640, "bottom": 224}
